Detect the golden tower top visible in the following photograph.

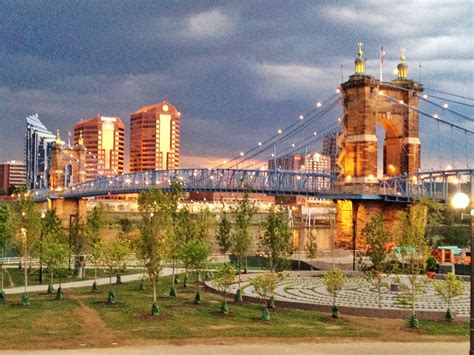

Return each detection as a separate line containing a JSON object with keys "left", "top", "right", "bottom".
{"left": 397, "top": 48, "right": 408, "bottom": 79}
{"left": 354, "top": 42, "right": 365, "bottom": 75}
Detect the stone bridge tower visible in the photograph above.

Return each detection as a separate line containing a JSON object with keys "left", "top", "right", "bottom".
{"left": 335, "top": 44, "right": 424, "bottom": 248}
{"left": 48, "top": 130, "right": 87, "bottom": 225}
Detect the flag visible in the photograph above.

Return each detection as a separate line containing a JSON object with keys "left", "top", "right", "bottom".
{"left": 380, "top": 46, "right": 386, "bottom": 64}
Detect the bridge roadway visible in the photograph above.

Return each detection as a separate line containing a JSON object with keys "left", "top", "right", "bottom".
{"left": 34, "top": 168, "right": 474, "bottom": 202}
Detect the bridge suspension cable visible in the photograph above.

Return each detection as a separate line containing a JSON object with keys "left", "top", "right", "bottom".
{"left": 378, "top": 91, "right": 474, "bottom": 135}
{"left": 222, "top": 94, "right": 341, "bottom": 169}
{"left": 378, "top": 82, "right": 473, "bottom": 122}
{"left": 246, "top": 122, "right": 341, "bottom": 171}
{"left": 424, "top": 87, "right": 474, "bottom": 102}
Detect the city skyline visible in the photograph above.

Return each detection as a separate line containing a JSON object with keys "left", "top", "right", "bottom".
{"left": 0, "top": 1, "right": 472, "bottom": 169}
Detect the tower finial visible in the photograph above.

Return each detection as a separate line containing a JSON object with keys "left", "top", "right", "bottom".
{"left": 400, "top": 48, "right": 406, "bottom": 63}
{"left": 354, "top": 42, "right": 365, "bottom": 75}
{"left": 55, "top": 129, "right": 61, "bottom": 145}
{"left": 397, "top": 48, "right": 408, "bottom": 80}
{"left": 357, "top": 42, "right": 363, "bottom": 58}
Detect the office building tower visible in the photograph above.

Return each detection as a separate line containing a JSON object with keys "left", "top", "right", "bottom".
{"left": 25, "top": 114, "right": 56, "bottom": 190}
{"left": 322, "top": 131, "right": 341, "bottom": 175}
{"left": 73, "top": 115, "right": 125, "bottom": 179}
{"left": 0, "top": 161, "right": 26, "bottom": 194}
{"left": 130, "top": 101, "right": 180, "bottom": 172}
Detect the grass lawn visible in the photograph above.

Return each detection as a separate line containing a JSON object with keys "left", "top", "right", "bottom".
{"left": 0, "top": 274, "right": 469, "bottom": 349}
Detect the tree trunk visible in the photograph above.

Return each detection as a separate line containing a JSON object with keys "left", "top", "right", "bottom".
{"left": 24, "top": 255, "right": 28, "bottom": 293}
{"left": 172, "top": 258, "right": 176, "bottom": 287}
{"left": 377, "top": 275, "right": 382, "bottom": 308}
{"left": 238, "top": 255, "right": 242, "bottom": 288}
{"left": 1, "top": 263, "right": 4, "bottom": 291}
{"left": 333, "top": 294, "right": 336, "bottom": 308}
{"left": 152, "top": 276, "right": 157, "bottom": 304}
{"left": 94, "top": 266, "right": 97, "bottom": 281}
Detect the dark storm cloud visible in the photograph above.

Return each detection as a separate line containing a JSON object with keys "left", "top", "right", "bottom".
{"left": 0, "top": 1, "right": 472, "bottom": 168}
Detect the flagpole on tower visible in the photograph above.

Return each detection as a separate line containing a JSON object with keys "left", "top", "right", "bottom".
{"left": 380, "top": 46, "right": 385, "bottom": 82}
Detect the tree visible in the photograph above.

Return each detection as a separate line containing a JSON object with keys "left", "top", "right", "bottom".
{"left": 69, "top": 214, "right": 87, "bottom": 277}
{"left": 164, "top": 181, "right": 182, "bottom": 295}
{"left": 230, "top": 188, "right": 256, "bottom": 301}
{"left": 259, "top": 207, "right": 293, "bottom": 273}
{"left": 179, "top": 238, "right": 211, "bottom": 304}
{"left": 215, "top": 209, "right": 233, "bottom": 259}
{"left": 250, "top": 273, "right": 280, "bottom": 321}
{"left": 101, "top": 238, "right": 130, "bottom": 304}
{"left": 323, "top": 268, "right": 346, "bottom": 318}
{"left": 86, "top": 206, "right": 107, "bottom": 284}
{"left": 164, "top": 206, "right": 193, "bottom": 295}
{"left": 43, "top": 239, "right": 68, "bottom": 300}
{"left": 397, "top": 203, "right": 429, "bottom": 328}
{"left": 434, "top": 273, "right": 465, "bottom": 321}
{"left": 137, "top": 189, "right": 172, "bottom": 315}
{"left": 0, "top": 204, "right": 12, "bottom": 303}
{"left": 361, "top": 212, "right": 390, "bottom": 308}
{"left": 40, "top": 209, "right": 65, "bottom": 289}
{"left": 9, "top": 193, "right": 41, "bottom": 306}
{"left": 213, "top": 264, "right": 236, "bottom": 315}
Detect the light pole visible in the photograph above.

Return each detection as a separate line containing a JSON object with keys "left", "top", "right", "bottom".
{"left": 40, "top": 211, "right": 45, "bottom": 284}
{"left": 451, "top": 192, "right": 474, "bottom": 355}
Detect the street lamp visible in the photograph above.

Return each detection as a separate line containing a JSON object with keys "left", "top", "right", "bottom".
{"left": 451, "top": 192, "right": 474, "bottom": 355}
{"left": 40, "top": 212, "right": 46, "bottom": 284}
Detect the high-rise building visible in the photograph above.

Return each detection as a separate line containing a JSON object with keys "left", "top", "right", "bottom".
{"left": 268, "top": 154, "right": 305, "bottom": 170}
{"left": 0, "top": 161, "right": 26, "bottom": 194}
{"left": 73, "top": 115, "right": 125, "bottom": 180}
{"left": 322, "top": 131, "right": 341, "bottom": 175}
{"left": 268, "top": 153, "right": 330, "bottom": 173}
{"left": 130, "top": 101, "right": 180, "bottom": 172}
{"left": 25, "top": 114, "right": 56, "bottom": 190}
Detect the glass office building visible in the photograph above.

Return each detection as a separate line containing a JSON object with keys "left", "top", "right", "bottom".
{"left": 25, "top": 114, "right": 56, "bottom": 190}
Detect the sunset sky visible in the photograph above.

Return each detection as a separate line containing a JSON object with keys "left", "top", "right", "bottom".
{"left": 0, "top": 1, "right": 472, "bottom": 170}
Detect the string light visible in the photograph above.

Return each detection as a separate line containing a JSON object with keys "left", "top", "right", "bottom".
{"left": 316, "top": 102, "right": 322, "bottom": 108}
{"left": 277, "top": 129, "right": 282, "bottom": 134}
{"left": 299, "top": 115, "right": 304, "bottom": 120}
{"left": 442, "top": 103, "right": 449, "bottom": 109}
{"left": 335, "top": 88, "right": 341, "bottom": 94}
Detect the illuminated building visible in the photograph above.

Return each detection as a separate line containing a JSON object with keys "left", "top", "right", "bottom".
{"left": 0, "top": 161, "right": 26, "bottom": 193}
{"left": 25, "top": 114, "right": 56, "bottom": 190}
{"left": 130, "top": 101, "right": 180, "bottom": 172}
{"left": 73, "top": 114, "right": 125, "bottom": 179}
{"left": 322, "top": 131, "right": 341, "bottom": 175}
{"left": 268, "top": 153, "right": 330, "bottom": 173}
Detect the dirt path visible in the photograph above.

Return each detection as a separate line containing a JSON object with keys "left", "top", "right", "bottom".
{"left": 72, "top": 295, "right": 122, "bottom": 348}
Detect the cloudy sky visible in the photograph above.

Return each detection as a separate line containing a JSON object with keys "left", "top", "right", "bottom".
{"left": 0, "top": 0, "right": 472, "bottom": 170}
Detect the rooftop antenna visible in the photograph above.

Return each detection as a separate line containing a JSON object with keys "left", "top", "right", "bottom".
{"left": 340, "top": 64, "right": 344, "bottom": 83}
{"left": 418, "top": 64, "right": 422, "bottom": 82}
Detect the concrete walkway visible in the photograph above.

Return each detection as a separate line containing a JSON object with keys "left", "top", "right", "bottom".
{"left": 3, "top": 268, "right": 180, "bottom": 295}
{"left": 0, "top": 342, "right": 468, "bottom": 355}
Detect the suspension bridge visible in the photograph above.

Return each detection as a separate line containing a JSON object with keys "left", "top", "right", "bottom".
{"left": 30, "top": 46, "right": 473, "bottom": 246}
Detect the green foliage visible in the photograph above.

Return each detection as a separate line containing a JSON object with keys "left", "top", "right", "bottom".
{"left": 179, "top": 238, "right": 211, "bottom": 278}
{"left": 43, "top": 239, "right": 68, "bottom": 286}
{"left": 426, "top": 256, "right": 437, "bottom": 272}
{"left": 434, "top": 273, "right": 465, "bottom": 316}
{"left": 215, "top": 210, "right": 233, "bottom": 255}
{"left": 397, "top": 203, "right": 430, "bottom": 317}
{"left": 250, "top": 273, "right": 280, "bottom": 303}
{"left": 323, "top": 268, "right": 346, "bottom": 307}
{"left": 0, "top": 204, "right": 12, "bottom": 252}
{"left": 101, "top": 238, "right": 130, "bottom": 285}
{"left": 259, "top": 207, "right": 293, "bottom": 272}
{"left": 9, "top": 193, "right": 42, "bottom": 257}
{"left": 213, "top": 264, "right": 236, "bottom": 296}
{"left": 230, "top": 188, "right": 256, "bottom": 283}
{"left": 363, "top": 212, "right": 389, "bottom": 272}
{"left": 194, "top": 207, "right": 214, "bottom": 241}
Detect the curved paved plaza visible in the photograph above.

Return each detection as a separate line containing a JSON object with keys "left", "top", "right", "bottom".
{"left": 229, "top": 275, "right": 471, "bottom": 316}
